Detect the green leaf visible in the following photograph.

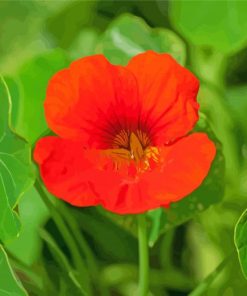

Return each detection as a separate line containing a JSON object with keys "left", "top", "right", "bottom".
{"left": 169, "top": 0, "right": 247, "bottom": 55}
{"left": 188, "top": 256, "right": 230, "bottom": 296}
{"left": 235, "top": 208, "right": 247, "bottom": 279}
{"left": 148, "top": 208, "right": 164, "bottom": 246}
{"left": 98, "top": 13, "right": 186, "bottom": 65}
{"left": 0, "top": 245, "right": 27, "bottom": 296}
{"left": 69, "top": 29, "right": 100, "bottom": 60}
{"left": 5, "top": 186, "right": 49, "bottom": 266}
{"left": 148, "top": 114, "right": 225, "bottom": 246}
{"left": 101, "top": 263, "right": 194, "bottom": 290}
{"left": 72, "top": 207, "right": 138, "bottom": 264}
{"left": 0, "top": 77, "right": 34, "bottom": 243}
{"left": 12, "top": 49, "right": 69, "bottom": 144}
{"left": 0, "top": 1, "right": 69, "bottom": 74}
{"left": 226, "top": 85, "right": 247, "bottom": 136}
{"left": 39, "top": 229, "right": 85, "bottom": 295}
{"left": 46, "top": 1, "right": 98, "bottom": 49}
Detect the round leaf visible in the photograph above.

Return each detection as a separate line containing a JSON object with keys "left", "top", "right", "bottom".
{"left": 12, "top": 49, "right": 69, "bottom": 144}
{"left": 98, "top": 13, "right": 186, "bottom": 65}
{"left": 0, "top": 76, "right": 34, "bottom": 243}
{"left": 6, "top": 186, "right": 49, "bottom": 266}
{"left": 170, "top": 1, "right": 247, "bottom": 55}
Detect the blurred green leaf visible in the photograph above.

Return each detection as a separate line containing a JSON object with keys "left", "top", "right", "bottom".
{"left": 69, "top": 28, "right": 100, "bottom": 60}
{"left": 235, "top": 208, "right": 247, "bottom": 279}
{"left": 0, "top": 76, "right": 34, "bottom": 243}
{"left": 39, "top": 229, "right": 85, "bottom": 295}
{"left": 101, "top": 209, "right": 137, "bottom": 238}
{"left": 98, "top": 13, "right": 186, "bottom": 65}
{"left": 148, "top": 114, "right": 225, "bottom": 246}
{"left": 35, "top": 181, "right": 93, "bottom": 295}
{"left": 0, "top": 245, "right": 27, "bottom": 296}
{"left": 0, "top": 1, "right": 70, "bottom": 75}
{"left": 225, "top": 48, "right": 247, "bottom": 86}
{"left": 170, "top": 0, "right": 247, "bottom": 55}
{"left": 12, "top": 49, "right": 69, "bottom": 144}
{"left": 189, "top": 256, "right": 230, "bottom": 296}
{"left": 102, "top": 263, "right": 194, "bottom": 290}
{"left": 72, "top": 207, "right": 138, "bottom": 264}
{"left": 46, "top": 1, "right": 98, "bottom": 49}
{"left": 227, "top": 86, "right": 247, "bottom": 136}
{"left": 225, "top": 86, "right": 247, "bottom": 172}
{"left": 96, "top": 0, "right": 170, "bottom": 28}
{"left": 6, "top": 186, "right": 49, "bottom": 266}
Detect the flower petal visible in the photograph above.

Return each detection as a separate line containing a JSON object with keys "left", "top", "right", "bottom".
{"left": 136, "top": 133, "right": 216, "bottom": 208}
{"left": 33, "top": 133, "right": 215, "bottom": 215}
{"left": 45, "top": 55, "right": 139, "bottom": 148}
{"left": 33, "top": 136, "right": 138, "bottom": 212}
{"left": 127, "top": 51, "right": 200, "bottom": 145}
{"left": 94, "top": 132, "right": 216, "bottom": 214}
{"left": 34, "top": 137, "right": 100, "bottom": 206}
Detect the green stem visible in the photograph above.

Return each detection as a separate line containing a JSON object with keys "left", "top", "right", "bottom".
{"left": 34, "top": 179, "right": 92, "bottom": 295}
{"left": 138, "top": 214, "right": 149, "bottom": 296}
{"left": 189, "top": 255, "right": 230, "bottom": 296}
{"left": 58, "top": 202, "right": 110, "bottom": 296}
{"left": 39, "top": 228, "right": 86, "bottom": 294}
{"left": 8, "top": 254, "right": 43, "bottom": 290}
{"left": 58, "top": 202, "right": 98, "bottom": 277}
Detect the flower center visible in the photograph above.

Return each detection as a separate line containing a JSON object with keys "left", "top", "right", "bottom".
{"left": 104, "top": 131, "right": 159, "bottom": 171}
{"left": 112, "top": 129, "right": 151, "bottom": 150}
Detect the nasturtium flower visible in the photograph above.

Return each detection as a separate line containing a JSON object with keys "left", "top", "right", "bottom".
{"left": 34, "top": 51, "right": 216, "bottom": 214}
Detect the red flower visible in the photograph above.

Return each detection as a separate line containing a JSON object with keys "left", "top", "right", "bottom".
{"left": 34, "top": 51, "right": 216, "bottom": 214}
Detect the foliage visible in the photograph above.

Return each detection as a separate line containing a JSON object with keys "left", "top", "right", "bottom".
{"left": 1, "top": 1, "right": 247, "bottom": 295}
{"left": 170, "top": 1, "right": 247, "bottom": 55}
{"left": 0, "top": 77, "right": 34, "bottom": 243}
{"left": 235, "top": 208, "right": 247, "bottom": 279}
{"left": 0, "top": 246, "right": 28, "bottom": 296}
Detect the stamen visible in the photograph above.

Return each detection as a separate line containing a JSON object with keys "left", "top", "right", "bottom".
{"left": 106, "top": 130, "right": 159, "bottom": 173}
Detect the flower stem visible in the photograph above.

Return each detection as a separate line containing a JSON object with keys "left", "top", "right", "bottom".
{"left": 138, "top": 214, "right": 149, "bottom": 296}
{"left": 34, "top": 179, "right": 92, "bottom": 295}
{"left": 58, "top": 202, "right": 110, "bottom": 296}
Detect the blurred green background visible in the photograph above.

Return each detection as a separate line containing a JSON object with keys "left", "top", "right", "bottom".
{"left": 1, "top": 0, "right": 247, "bottom": 295}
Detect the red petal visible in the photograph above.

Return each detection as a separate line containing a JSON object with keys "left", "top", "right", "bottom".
{"left": 136, "top": 133, "right": 216, "bottom": 208}
{"left": 33, "top": 133, "right": 215, "bottom": 215}
{"left": 44, "top": 55, "right": 139, "bottom": 148}
{"left": 33, "top": 136, "right": 138, "bottom": 212}
{"left": 34, "top": 137, "right": 99, "bottom": 206}
{"left": 127, "top": 51, "right": 200, "bottom": 145}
